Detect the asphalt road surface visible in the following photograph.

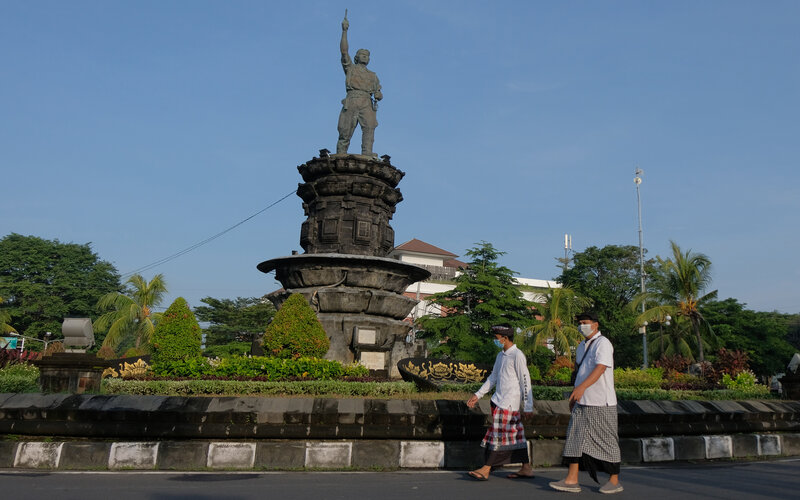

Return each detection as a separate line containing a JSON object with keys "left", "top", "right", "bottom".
{"left": 0, "top": 459, "right": 797, "bottom": 500}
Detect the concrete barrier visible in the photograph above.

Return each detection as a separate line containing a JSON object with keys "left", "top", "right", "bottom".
{"left": 1, "top": 393, "right": 798, "bottom": 470}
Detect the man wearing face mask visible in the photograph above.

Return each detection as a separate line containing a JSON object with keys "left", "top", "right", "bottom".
{"left": 550, "top": 312, "right": 623, "bottom": 494}
{"left": 466, "top": 325, "right": 534, "bottom": 481}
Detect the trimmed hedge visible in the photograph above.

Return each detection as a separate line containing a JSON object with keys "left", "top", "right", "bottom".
{"left": 614, "top": 367, "right": 664, "bottom": 389}
{"left": 102, "top": 378, "right": 415, "bottom": 397}
{"left": 152, "top": 297, "right": 202, "bottom": 365}
{"left": 152, "top": 355, "right": 369, "bottom": 381}
{"left": 263, "top": 293, "right": 329, "bottom": 359}
{"left": 439, "top": 381, "right": 774, "bottom": 401}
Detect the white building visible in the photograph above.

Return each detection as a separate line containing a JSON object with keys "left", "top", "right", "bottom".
{"left": 390, "top": 238, "right": 560, "bottom": 322}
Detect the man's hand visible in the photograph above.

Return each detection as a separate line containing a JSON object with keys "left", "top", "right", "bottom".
{"left": 342, "top": 18, "right": 349, "bottom": 31}
{"left": 568, "top": 386, "right": 585, "bottom": 411}
{"left": 466, "top": 395, "right": 479, "bottom": 408}
{"left": 569, "top": 386, "right": 585, "bottom": 403}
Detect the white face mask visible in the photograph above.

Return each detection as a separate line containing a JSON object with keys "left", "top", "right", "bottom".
{"left": 579, "top": 324, "right": 594, "bottom": 338}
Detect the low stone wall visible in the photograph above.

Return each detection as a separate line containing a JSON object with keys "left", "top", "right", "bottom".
{"left": 0, "top": 393, "right": 798, "bottom": 470}
{"left": 1, "top": 394, "right": 797, "bottom": 440}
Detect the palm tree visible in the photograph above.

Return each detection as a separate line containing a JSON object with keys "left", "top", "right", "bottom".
{"left": 0, "top": 296, "right": 17, "bottom": 335}
{"left": 645, "top": 316, "right": 695, "bottom": 360}
{"left": 94, "top": 274, "right": 167, "bottom": 354}
{"left": 521, "top": 287, "right": 592, "bottom": 360}
{"left": 634, "top": 241, "right": 717, "bottom": 362}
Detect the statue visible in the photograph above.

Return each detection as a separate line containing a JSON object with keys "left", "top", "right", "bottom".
{"left": 336, "top": 11, "right": 382, "bottom": 156}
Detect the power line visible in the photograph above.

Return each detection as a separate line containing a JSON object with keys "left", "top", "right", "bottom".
{"left": 121, "top": 190, "right": 296, "bottom": 279}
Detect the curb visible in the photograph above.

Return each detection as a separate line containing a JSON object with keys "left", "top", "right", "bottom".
{"left": 3, "top": 433, "right": 799, "bottom": 471}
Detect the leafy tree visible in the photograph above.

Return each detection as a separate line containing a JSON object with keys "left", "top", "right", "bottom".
{"left": 94, "top": 273, "right": 167, "bottom": 355}
{"left": 700, "top": 298, "right": 797, "bottom": 376}
{"left": 418, "top": 242, "right": 535, "bottom": 363}
{"left": 559, "top": 245, "right": 657, "bottom": 368}
{"left": 262, "top": 293, "right": 329, "bottom": 359}
{"left": 521, "top": 287, "right": 592, "bottom": 360}
{"left": 194, "top": 296, "right": 276, "bottom": 356}
{"left": 151, "top": 297, "right": 202, "bottom": 365}
{"left": 0, "top": 297, "right": 17, "bottom": 334}
{"left": 0, "top": 233, "right": 122, "bottom": 341}
{"left": 634, "top": 241, "right": 717, "bottom": 362}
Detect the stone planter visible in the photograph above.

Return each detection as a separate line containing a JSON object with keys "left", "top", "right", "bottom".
{"left": 35, "top": 352, "right": 110, "bottom": 394}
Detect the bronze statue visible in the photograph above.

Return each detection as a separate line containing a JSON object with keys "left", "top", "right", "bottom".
{"left": 336, "top": 12, "right": 382, "bottom": 156}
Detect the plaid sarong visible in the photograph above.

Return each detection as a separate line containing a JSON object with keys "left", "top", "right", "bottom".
{"left": 481, "top": 405, "right": 527, "bottom": 451}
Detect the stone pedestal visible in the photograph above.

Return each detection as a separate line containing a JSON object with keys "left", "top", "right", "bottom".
{"left": 258, "top": 153, "right": 430, "bottom": 376}
{"left": 35, "top": 352, "right": 110, "bottom": 394}
{"left": 780, "top": 372, "right": 800, "bottom": 399}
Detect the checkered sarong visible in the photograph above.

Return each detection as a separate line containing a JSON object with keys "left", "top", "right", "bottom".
{"left": 563, "top": 404, "right": 621, "bottom": 463}
{"left": 481, "top": 405, "right": 527, "bottom": 451}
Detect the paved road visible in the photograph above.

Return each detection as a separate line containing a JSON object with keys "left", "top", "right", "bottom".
{"left": 0, "top": 459, "right": 797, "bottom": 500}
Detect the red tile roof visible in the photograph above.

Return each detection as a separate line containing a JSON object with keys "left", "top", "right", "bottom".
{"left": 394, "top": 238, "right": 458, "bottom": 257}
{"left": 443, "top": 258, "right": 467, "bottom": 269}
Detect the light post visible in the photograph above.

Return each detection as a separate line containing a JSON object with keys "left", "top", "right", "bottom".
{"left": 635, "top": 168, "right": 647, "bottom": 368}
{"left": 10, "top": 332, "right": 54, "bottom": 352}
{"left": 659, "top": 315, "right": 671, "bottom": 358}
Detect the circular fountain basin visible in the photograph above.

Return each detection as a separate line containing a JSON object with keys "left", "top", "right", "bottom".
{"left": 257, "top": 254, "right": 431, "bottom": 294}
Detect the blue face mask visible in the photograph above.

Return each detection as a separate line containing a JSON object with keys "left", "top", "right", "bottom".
{"left": 493, "top": 338, "right": 504, "bottom": 349}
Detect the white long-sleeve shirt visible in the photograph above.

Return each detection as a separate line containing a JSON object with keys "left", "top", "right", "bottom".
{"left": 474, "top": 344, "right": 534, "bottom": 412}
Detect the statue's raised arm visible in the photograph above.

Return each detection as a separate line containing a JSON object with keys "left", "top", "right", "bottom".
{"left": 340, "top": 13, "right": 351, "bottom": 68}
{"left": 335, "top": 12, "right": 382, "bottom": 157}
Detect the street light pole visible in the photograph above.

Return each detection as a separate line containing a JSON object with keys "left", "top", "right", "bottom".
{"left": 9, "top": 332, "right": 53, "bottom": 352}
{"left": 635, "top": 168, "right": 647, "bottom": 369}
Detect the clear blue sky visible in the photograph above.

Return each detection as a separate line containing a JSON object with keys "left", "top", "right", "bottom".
{"left": 2, "top": 1, "right": 798, "bottom": 314}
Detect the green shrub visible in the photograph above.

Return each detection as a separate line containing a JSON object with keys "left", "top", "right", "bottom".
{"left": 152, "top": 355, "right": 369, "bottom": 381}
{"left": 614, "top": 367, "right": 663, "bottom": 389}
{"left": 0, "top": 363, "right": 40, "bottom": 393}
{"left": 528, "top": 364, "right": 542, "bottom": 381}
{"left": 262, "top": 293, "right": 329, "bottom": 359}
{"left": 152, "top": 356, "right": 213, "bottom": 378}
{"left": 96, "top": 345, "right": 117, "bottom": 360}
{"left": 439, "top": 381, "right": 482, "bottom": 393}
{"left": 534, "top": 386, "right": 572, "bottom": 400}
{"left": 546, "top": 356, "right": 574, "bottom": 379}
{"left": 152, "top": 297, "right": 202, "bottom": 366}
{"left": 439, "top": 382, "right": 570, "bottom": 401}
{"left": 548, "top": 366, "right": 573, "bottom": 384}
{"left": 102, "top": 378, "right": 415, "bottom": 397}
{"left": 203, "top": 342, "right": 251, "bottom": 358}
{"left": 616, "top": 388, "right": 674, "bottom": 400}
{"left": 721, "top": 371, "right": 759, "bottom": 390}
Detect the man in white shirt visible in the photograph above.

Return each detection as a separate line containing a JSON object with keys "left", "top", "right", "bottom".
{"left": 466, "top": 325, "right": 534, "bottom": 481}
{"left": 550, "top": 312, "right": 623, "bottom": 494}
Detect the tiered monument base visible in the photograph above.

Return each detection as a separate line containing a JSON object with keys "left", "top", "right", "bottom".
{"left": 258, "top": 154, "right": 430, "bottom": 376}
